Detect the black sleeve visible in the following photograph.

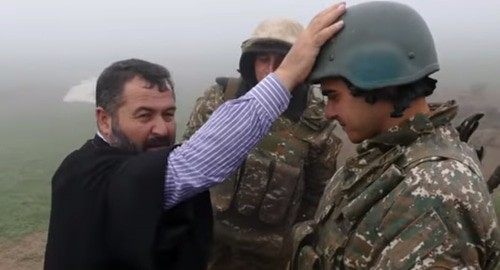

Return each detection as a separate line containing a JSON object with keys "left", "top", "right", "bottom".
{"left": 105, "top": 147, "right": 213, "bottom": 270}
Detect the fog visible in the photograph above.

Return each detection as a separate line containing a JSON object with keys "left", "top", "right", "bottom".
{"left": 0, "top": 2, "right": 500, "bottom": 265}
{"left": 2, "top": 1, "right": 500, "bottom": 107}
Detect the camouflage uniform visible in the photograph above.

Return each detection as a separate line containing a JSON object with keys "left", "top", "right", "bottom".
{"left": 290, "top": 101, "right": 500, "bottom": 269}
{"left": 182, "top": 80, "right": 342, "bottom": 270}
{"left": 289, "top": 2, "right": 500, "bottom": 269}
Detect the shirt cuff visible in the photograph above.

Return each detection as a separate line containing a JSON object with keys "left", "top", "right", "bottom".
{"left": 246, "top": 73, "right": 291, "bottom": 120}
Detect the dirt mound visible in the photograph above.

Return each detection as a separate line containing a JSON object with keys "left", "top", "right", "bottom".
{"left": 0, "top": 232, "right": 46, "bottom": 270}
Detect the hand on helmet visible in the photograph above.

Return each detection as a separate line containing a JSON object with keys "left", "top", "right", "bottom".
{"left": 275, "top": 2, "right": 346, "bottom": 91}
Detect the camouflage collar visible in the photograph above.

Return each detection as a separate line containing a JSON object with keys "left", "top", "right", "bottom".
{"left": 356, "top": 100, "right": 458, "bottom": 153}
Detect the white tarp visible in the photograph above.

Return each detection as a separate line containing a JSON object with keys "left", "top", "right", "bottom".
{"left": 63, "top": 77, "right": 97, "bottom": 104}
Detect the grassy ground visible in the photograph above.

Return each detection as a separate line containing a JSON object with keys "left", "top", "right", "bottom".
{"left": 0, "top": 102, "right": 96, "bottom": 269}
{"left": 0, "top": 102, "right": 95, "bottom": 240}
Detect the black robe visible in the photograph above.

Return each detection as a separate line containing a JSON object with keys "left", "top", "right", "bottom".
{"left": 44, "top": 135, "right": 213, "bottom": 270}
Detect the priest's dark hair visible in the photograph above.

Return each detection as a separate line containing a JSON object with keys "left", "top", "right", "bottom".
{"left": 95, "top": 58, "right": 175, "bottom": 115}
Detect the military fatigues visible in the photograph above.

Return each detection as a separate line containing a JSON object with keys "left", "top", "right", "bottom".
{"left": 290, "top": 101, "right": 500, "bottom": 269}
{"left": 182, "top": 81, "right": 342, "bottom": 270}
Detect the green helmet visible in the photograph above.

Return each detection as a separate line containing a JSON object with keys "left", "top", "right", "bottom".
{"left": 308, "top": 1, "right": 439, "bottom": 90}
{"left": 239, "top": 18, "right": 304, "bottom": 85}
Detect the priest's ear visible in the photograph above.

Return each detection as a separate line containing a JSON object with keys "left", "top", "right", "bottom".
{"left": 96, "top": 106, "right": 112, "bottom": 139}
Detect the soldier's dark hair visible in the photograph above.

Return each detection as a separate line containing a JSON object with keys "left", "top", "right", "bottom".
{"left": 96, "top": 58, "right": 174, "bottom": 115}
{"left": 345, "top": 77, "right": 436, "bottom": 118}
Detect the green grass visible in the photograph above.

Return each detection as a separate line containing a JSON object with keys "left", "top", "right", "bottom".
{"left": 0, "top": 103, "right": 95, "bottom": 239}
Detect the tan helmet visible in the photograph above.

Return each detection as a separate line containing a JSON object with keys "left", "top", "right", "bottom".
{"left": 239, "top": 18, "right": 304, "bottom": 85}
{"left": 241, "top": 18, "right": 304, "bottom": 49}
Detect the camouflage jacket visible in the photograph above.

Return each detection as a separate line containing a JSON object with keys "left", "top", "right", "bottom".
{"left": 182, "top": 79, "right": 342, "bottom": 257}
{"left": 290, "top": 101, "right": 500, "bottom": 269}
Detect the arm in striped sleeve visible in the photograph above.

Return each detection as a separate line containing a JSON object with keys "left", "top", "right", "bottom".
{"left": 164, "top": 73, "right": 290, "bottom": 209}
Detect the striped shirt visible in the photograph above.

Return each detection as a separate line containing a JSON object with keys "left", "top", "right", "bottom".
{"left": 165, "top": 73, "right": 290, "bottom": 209}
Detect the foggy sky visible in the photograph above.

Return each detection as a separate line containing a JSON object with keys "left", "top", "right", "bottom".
{"left": 1, "top": 0, "right": 500, "bottom": 110}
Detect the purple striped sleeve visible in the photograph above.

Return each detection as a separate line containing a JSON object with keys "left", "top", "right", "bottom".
{"left": 164, "top": 73, "right": 290, "bottom": 209}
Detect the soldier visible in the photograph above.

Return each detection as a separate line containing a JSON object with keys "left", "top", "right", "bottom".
{"left": 290, "top": 2, "right": 500, "bottom": 269}
{"left": 182, "top": 18, "right": 342, "bottom": 270}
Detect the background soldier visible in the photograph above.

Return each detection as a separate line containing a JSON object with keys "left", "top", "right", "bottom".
{"left": 182, "top": 18, "right": 342, "bottom": 270}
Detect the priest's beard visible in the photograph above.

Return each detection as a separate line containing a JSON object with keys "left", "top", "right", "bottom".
{"left": 108, "top": 119, "right": 174, "bottom": 153}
